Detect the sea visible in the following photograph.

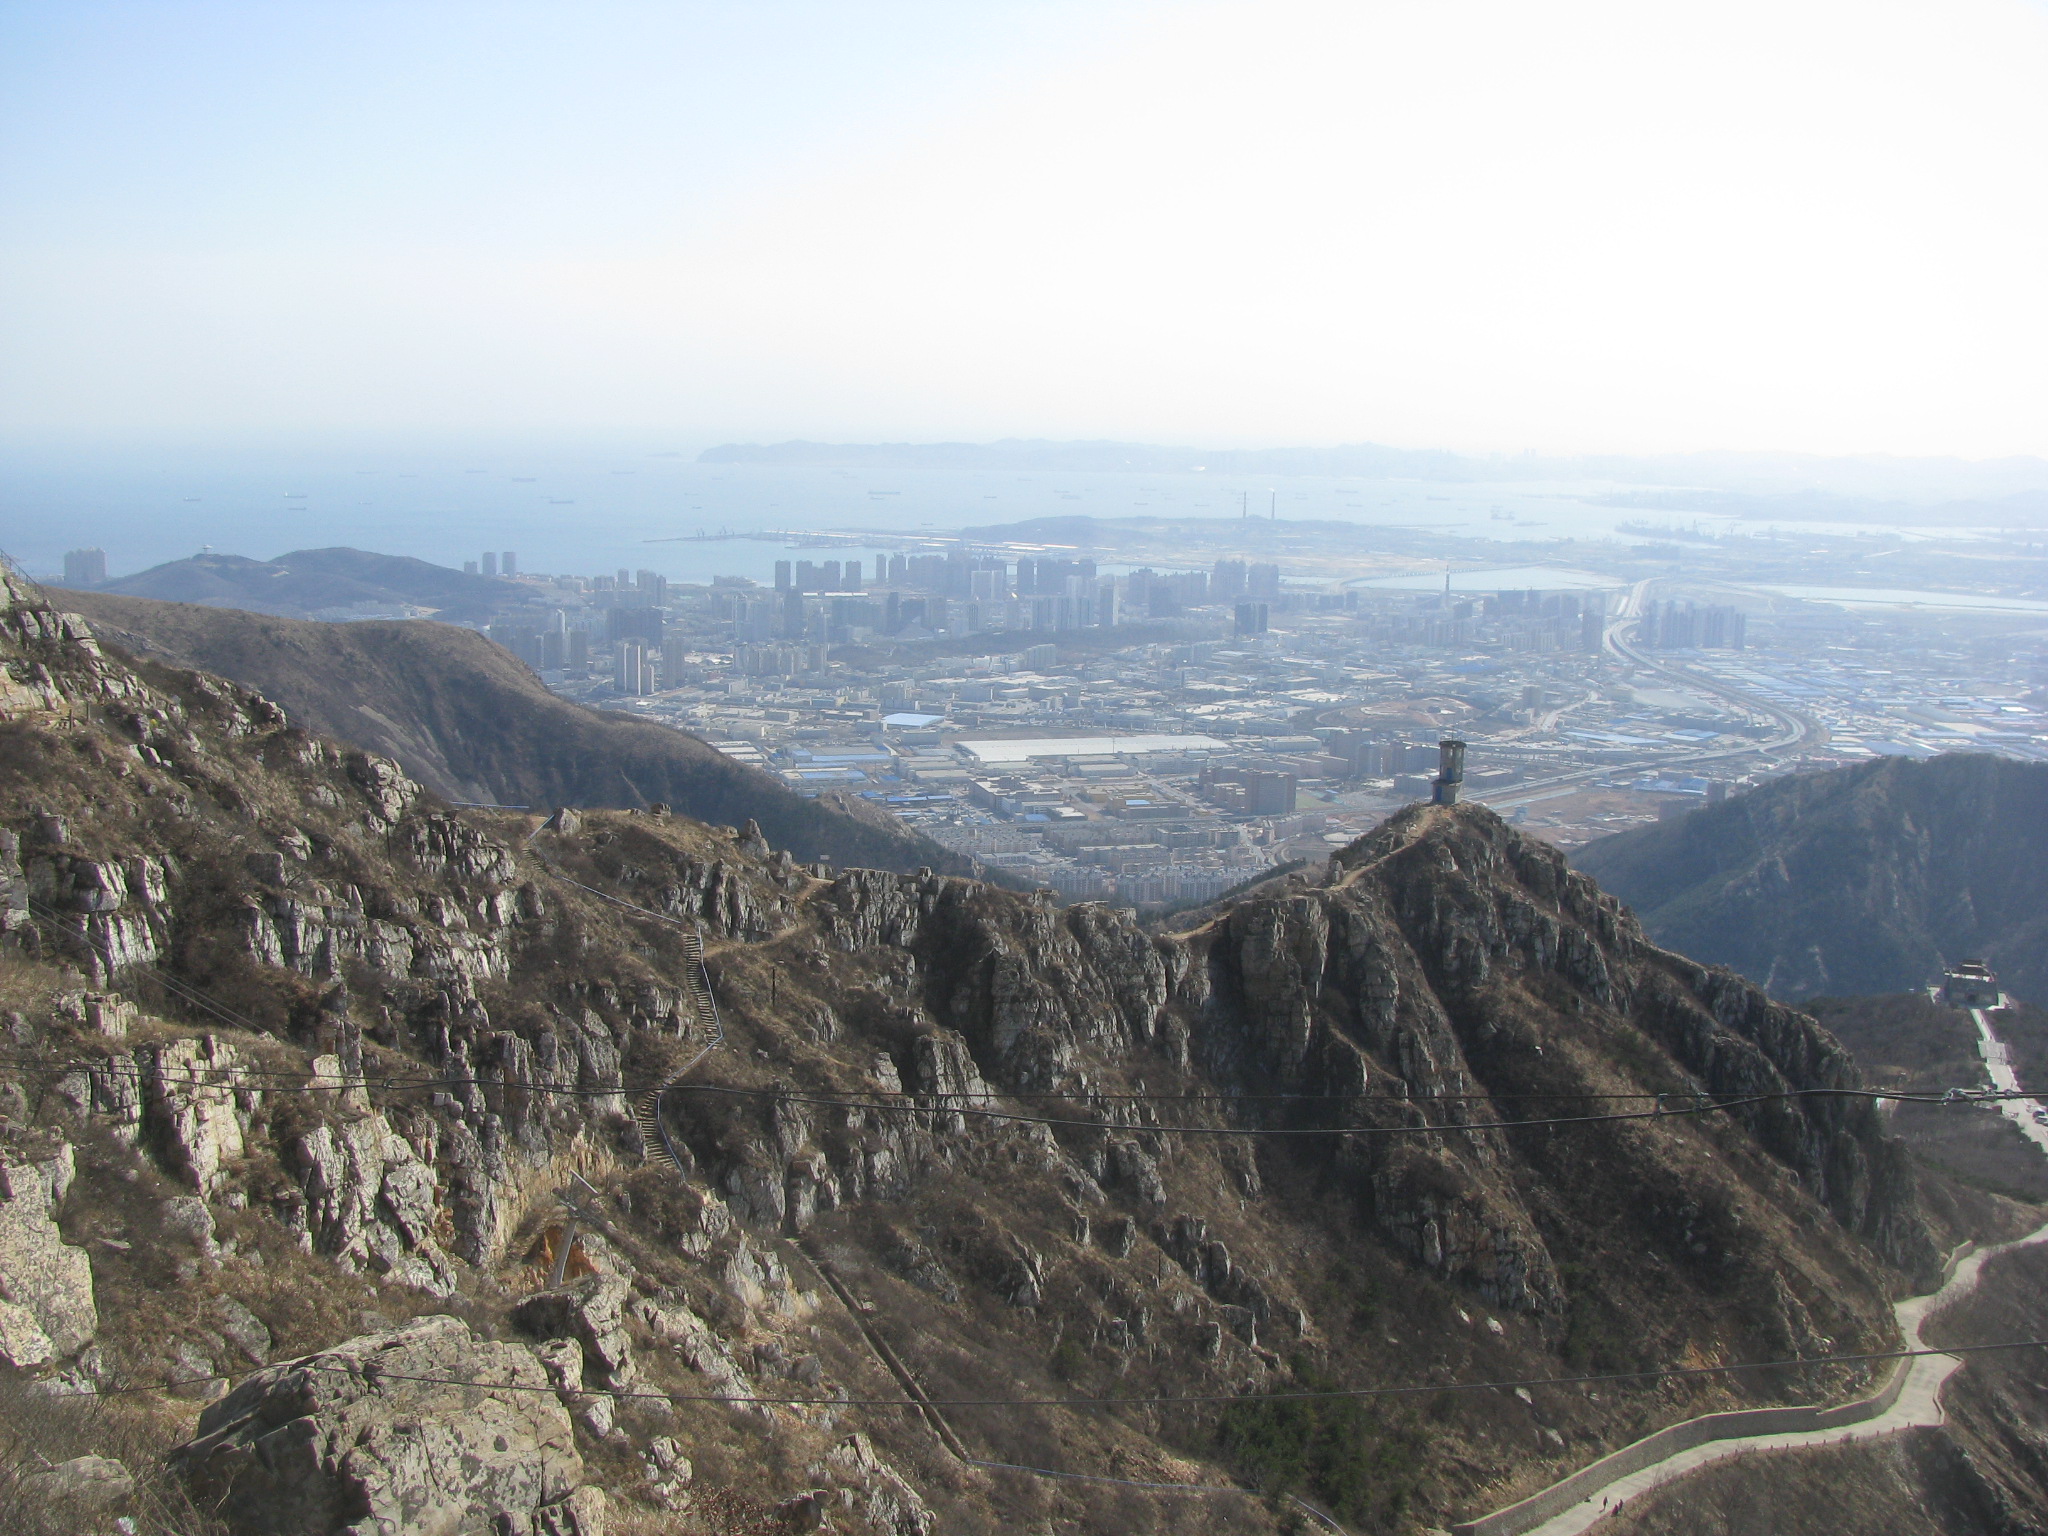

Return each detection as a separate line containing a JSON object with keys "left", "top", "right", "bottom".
{"left": 0, "top": 440, "right": 2017, "bottom": 590}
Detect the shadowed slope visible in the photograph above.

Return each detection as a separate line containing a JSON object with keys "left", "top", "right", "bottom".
{"left": 56, "top": 587, "right": 966, "bottom": 875}
{"left": 1573, "top": 755, "right": 2048, "bottom": 1003}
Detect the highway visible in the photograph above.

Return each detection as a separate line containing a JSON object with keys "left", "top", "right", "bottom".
{"left": 1475, "top": 578, "right": 1829, "bottom": 813}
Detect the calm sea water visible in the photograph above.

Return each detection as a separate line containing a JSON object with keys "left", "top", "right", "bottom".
{"left": 0, "top": 440, "right": 1972, "bottom": 589}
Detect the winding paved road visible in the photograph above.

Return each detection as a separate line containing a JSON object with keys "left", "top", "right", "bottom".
{"left": 1969, "top": 1002, "right": 2048, "bottom": 1156}
{"left": 1474, "top": 1003, "right": 2048, "bottom": 1536}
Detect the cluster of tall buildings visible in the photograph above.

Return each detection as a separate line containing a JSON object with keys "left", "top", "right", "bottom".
{"left": 776, "top": 558, "right": 864, "bottom": 594}
{"left": 487, "top": 612, "right": 588, "bottom": 675}
{"left": 1196, "top": 765, "right": 1299, "bottom": 815}
{"left": 484, "top": 568, "right": 681, "bottom": 692}
{"left": 741, "top": 550, "right": 1296, "bottom": 648}
{"left": 62, "top": 548, "right": 106, "bottom": 587}
{"left": 1642, "top": 601, "right": 1746, "bottom": 649}
{"left": 463, "top": 551, "right": 518, "bottom": 577}
{"left": 1349, "top": 588, "right": 1609, "bottom": 654}
{"left": 773, "top": 551, "right": 1107, "bottom": 603}
{"left": 1122, "top": 561, "right": 1281, "bottom": 618}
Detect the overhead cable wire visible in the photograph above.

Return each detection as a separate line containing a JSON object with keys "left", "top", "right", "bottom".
{"left": 62, "top": 1336, "right": 2048, "bottom": 1409}
{"left": 1, "top": 1052, "right": 2005, "bottom": 1137}
{"left": 1, "top": 1047, "right": 2022, "bottom": 1137}
{"left": 4, "top": 1045, "right": 1957, "bottom": 1108}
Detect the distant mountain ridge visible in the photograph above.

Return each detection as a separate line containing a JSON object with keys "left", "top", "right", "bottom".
{"left": 1572, "top": 754, "right": 2048, "bottom": 1003}
{"left": 93, "top": 546, "right": 532, "bottom": 622}
{"left": 53, "top": 588, "right": 968, "bottom": 877}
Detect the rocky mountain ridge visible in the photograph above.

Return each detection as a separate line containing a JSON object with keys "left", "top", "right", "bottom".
{"left": 0, "top": 568, "right": 2007, "bottom": 1535}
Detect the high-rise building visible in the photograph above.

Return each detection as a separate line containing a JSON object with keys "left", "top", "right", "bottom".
{"left": 774, "top": 560, "right": 792, "bottom": 591}
{"left": 844, "top": 558, "right": 862, "bottom": 588}
{"left": 606, "top": 606, "right": 667, "bottom": 648}
{"left": 1247, "top": 771, "right": 1297, "bottom": 816}
{"left": 1211, "top": 559, "right": 1247, "bottom": 601}
{"left": 615, "top": 640, "right": 655, "bottom": 695}
{"left": 501, "top": 551, "right": 518, "bottom": 577}
{"left": 1645, "top": 601, "right": 1743, "bottom": 650}
{"left": 1234, "top": 601, "right": 1269, "bottom": 637}
{"left": 1701, "top": 606, "right": 1746, "bottom": 649}
{"left": 480, "top": 552, "right": 498, "bottom": 578}
{"left": 463, "top": 560, "right": 480, "bottom": 576}
{"left": 62, "top": 548, "right": 106, "bottom": 587}
{"left": 1247, "top": 563, "right": 1281, "bottom": 600}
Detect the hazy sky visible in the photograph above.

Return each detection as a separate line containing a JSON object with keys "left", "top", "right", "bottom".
{"left": 4, "top": 0, "right": 2048, "bottom": 457}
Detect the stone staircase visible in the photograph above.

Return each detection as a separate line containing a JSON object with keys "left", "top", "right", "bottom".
{"left": 633, "top": 925, "right": 722, "bottom": 1172}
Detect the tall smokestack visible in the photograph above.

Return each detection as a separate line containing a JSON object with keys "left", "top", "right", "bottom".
{"left": 1431, "top": 739, "right": 1466, "bottom": 806}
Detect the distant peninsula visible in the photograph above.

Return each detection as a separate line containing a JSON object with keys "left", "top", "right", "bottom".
{"left": 698, "top": 437, "right": 2048, "bottom": 504}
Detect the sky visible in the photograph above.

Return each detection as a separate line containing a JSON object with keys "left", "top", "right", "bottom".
{"left": 3, "top": 0, "right": 2048, "bottom": 459}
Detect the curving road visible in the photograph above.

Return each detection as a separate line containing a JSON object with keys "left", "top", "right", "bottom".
{"left": 1481, "top": 578, "right": 1827, "bottom": 812}
{"left": 1601, "top": 578, "right": 1826, "bottom": 759}
{"left": 1467, "top": 1003, "right": 2048, "bottom": 1536}
{"left": 1968, "top": 1000, "right": 2048, "bottom": 1156}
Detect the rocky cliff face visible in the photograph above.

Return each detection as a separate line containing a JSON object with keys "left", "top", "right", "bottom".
{"left": 0, "top": 567, "right": 1954, "bottom": 1535}
{"left": 1572, "top": 753, "right": 2048, "bottom": 1003}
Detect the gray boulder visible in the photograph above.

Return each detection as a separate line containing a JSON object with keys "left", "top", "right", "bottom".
{"left": 512, "top": 1274, "right": 634, "bottom": 1389}
{"left": 174, "top": 1314, "right": 598, "bottom": 1536}
{"left": 21, "top": 1454, "right": 134, "bottom": 1510}
{"left": 0, "top": 1142, "right": 96, "bottom": 1368}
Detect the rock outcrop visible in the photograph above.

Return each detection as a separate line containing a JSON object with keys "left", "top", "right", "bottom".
{"left": 0, "top": 1140, "right": 95, "bottom": 1368}
{"left": 174, "top": 1315, "right": 600, "bottom": 1536}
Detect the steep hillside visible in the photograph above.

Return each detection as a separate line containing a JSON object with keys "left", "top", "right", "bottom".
{"left": 1573, "top": 755, "right": 2048, "bottom": 1003}
{"left": 88, "top": 547, "right": 535, "bottom": 622}
{"left": 0, "top": 570, "right": 2026, "bottom": 1535}
{"left": 1600, "top": 1235, "right": 2048, "bottom": 1536}
{"left": 53, "top": 588, "right": 965, "bottom": 878}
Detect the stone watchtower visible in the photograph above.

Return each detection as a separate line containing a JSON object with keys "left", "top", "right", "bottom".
{"left": 1431, "top": 739, "right": 1466, "bottom": 806}
{"left": 1941, "top": 959, "right": 1999, "bottom": 1009}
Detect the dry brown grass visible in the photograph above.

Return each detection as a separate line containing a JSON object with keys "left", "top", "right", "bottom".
{"left": 0, "top": 1378, "right": 223, "bottom": 1536}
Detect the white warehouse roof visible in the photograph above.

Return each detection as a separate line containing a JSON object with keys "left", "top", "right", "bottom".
{"left": 954, "top": 734, "right": 1231, "bottom": 765}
